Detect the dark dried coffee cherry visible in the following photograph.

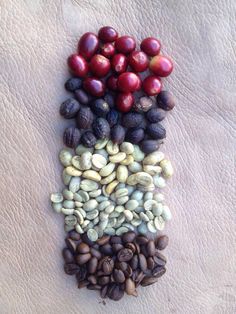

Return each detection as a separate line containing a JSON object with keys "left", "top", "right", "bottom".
{"left": 81, "top": 131, "right": 96, "bottom": 147}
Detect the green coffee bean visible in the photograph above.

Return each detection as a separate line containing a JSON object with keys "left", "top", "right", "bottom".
{"left": 75, "top": 223, "right": 84, "bottom": 234}
{"left": 128, "top": 161, "right": 142, "bottom": 173}
{"left": 116, "top": 226, "right": 129, "bottom": 236}
{"left": 125, "top": 200, "right": 139, "bottom": 211}
{"left": 94, "top": 149, "right": 108, "bottom": 159}
{"left": 130, "top": 190, "right": 143, "bottom": 201}
{"left": 123, "top": 210, "right": 133, "bottom": 221}
{"left": 147, "top": 221, "right": 157, "bottom": 233}
{"left": 161, "top": 205, "right": 172, "bottom": 221}
{"left": 105, "top": 205, "right": 115, "bottom": 214}
{"left": 62, "top": 169, "right": 72, "bottom": 185}
{"left": 83, "top": 199, "right": 98, "bottom": 211}
{"left": 69, "top": 177, "right": 81, "bottom": 193}
{"left": 104, "top": 227, "right": 116, "bottom": 235}
{"left": 89, "top": 189, "right": 102, "bottom": 198}
{"left": 138, "top": 222, "right": 148, "bottom": 234}
{"left": 80, "top": 179, "right": 99, "bottom": 191}
{"left": 95, "top": 138, "right": 108, "bottom": 149}
{"left": 154, "top": 216, "right": 165, "bottom": 230}
{"left": 52, "top": 202, "right": 62, "bottom": 213}
{"left": 87, "top": 229, "right": 99, "bottom": 241}
{"left": 61, "top": 208, "right": 74, "bottom": 215}
{"left": 65, "top": 215, "right": 77, "bottom": 226}
{"left": 120, "top": 142, "right": 134, "bottom": 154}
{"left": 86, "top": 209, "right": 99, "bottom": 220}
{"left": 50, "top": 193, "right": 63, "bottom": 203}
{"left": 133, "top": 145, "right": 145, "bottom": 161}
{"left": 122, "top": 223, "right": 135, "bottom": 231}
{"left": 59, "top": 149, "right": 73, "bottom": 166}
{"left": 116, "top": 196, "right": 129, "bottom": 205}
{"left": 63, "top": 200, "right": 75, "bottom": 209}
{"left": 144, "top": 192, "right": 153, "bottom": 201}
{"left": 140, "top": 212, "right": 150, "bottom": 222}
{"left": 62, "top": 189, "right": 74, "bottom": 200}
{"left": 146, "top": 210, "right": 154, "bottom": 220}
{"left": 75, "top": 144, "right": 93, "bottom": 155}
{"left": 96, "top": 195, "right": 108, "bottom": 203}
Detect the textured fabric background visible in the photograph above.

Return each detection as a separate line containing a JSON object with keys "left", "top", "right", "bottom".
{"left": 0, "top": 1, "right": 235, "bottom": 313}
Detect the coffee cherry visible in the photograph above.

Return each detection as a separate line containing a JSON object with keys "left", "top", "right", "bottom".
{"left": 106, "top": 75, "right": 118, "bottom": 91}
{"left": 64, "top": 78, "right": 82, "bottom": 92}
{"left": 156, "top": 91, "right": 175, "bottom": 111}
{"left": 149, "top": 55, "right": 173, "bottom": 77}
{"left": 83, "top": 77, "right": 105, "bottom": 97}
{"left": 111, "top": 53, "right": 128, "bottom": 73}
{"left": 78, "top": 32, "right": 99, "bottom": 60}
{"left": 67, "top": 54, "right": 88, "bottom": 77}
{"left": 100, "top": 43, "right": 115, "bottom": 58}
{"left": 142, "top": 75, "right": 162, "bottom": 96}
{"left": 129, "top": 51, "right": 149, "bottom": 72}
{"left": 140, "top": 37, "right": 161, "bottom": 56}
{"left": 89, "top": 54, "right": 111, "bottom": 77}
{"left": 116, "top": 92, "right": 134, "bottom": 112}
{"left": 115, "top": 36, "right": 136, "bottom": 54}
{"left": 98, "top": 26, "right": 118, "bottom": 42}
{"left": 135, "top": 74, "right": 142, "bottom": 91}
{"left": 117, "top": 72, "right": 140, "bottom": 92}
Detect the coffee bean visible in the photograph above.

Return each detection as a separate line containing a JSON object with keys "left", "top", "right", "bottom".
{"left": 125, "top": 243, "right": 136, "bottom": 253}
{"left": 155, "top": 235, "right": 169, "bottom": 250}
{"left": 63, "top": 126, "right": 81, "bottom": 148}
{"left": 156, "top": 91, "right": 175, "bottom": 111}
{"left": 77, "top": 242, "right": 90, "bottom": 254}
{"left": 147, "top": 240, "right": 155, "bottom": 256}
{"left": 153, "top": 251, "right": 167, "bottom": 267}
{"left": 81, "top": 233, "right": 94, "bottom": 247}
{"left": 113, "top": 269, "right": 126, "bottom": 283}
{"left": 98, "top": 276, "right": 110, "bottom": 286}
{"left": 68, "top": 230, "right": 81, "bottom": 241}
{"left": 112, "top": 243, "right": 124, "bottom": 253}
{"left": 110, "top": 236, "right": 123, "bottom": 245}
{"left": 135, "top": 235, "right": 148, "bottom": 245}
{"left": 122, "top": 231, "right": 136, "bottom": 243}
{"left": 101, "top": 257, "right": 114, "bottom": 274}
{"left": 65, "top": 238, "right": 77, "bottom": 253}
{"left": 147, "top": 257, "right": 155, "bottom": 270}
{"left": 78, "top": 280, "right": 90, "bottom": 288}
{"left": 123, "top": 265, "right": 133, "bottom": 278}
{"left": 152, "top": 266, "right": 166, "bottom": 278}
{"left": 125, "top": 278, "right": 137, "bottom": 296}
{"left": 64, "top": 263, "right": 80, "bottom": 275}
{"left": 87, "top": 275, "right": 97, "bottom": 285}
{"left": 65, "top": 78, "right": 82, "bottom": 92}
{"left": 87, "top": 257, "right": 98, "bottom": 274}
{"left": 133, "top": 270, "right": 145, "bottom": 287}
{"left": 87, "top": 284, "right": 101, "bottom": 290}
{"left": 100, "top": 244, "right": 113, "bottom": 255}
{"left": 130, "top": 255, "right": 138, "bottom": 270}
{"left": 115, "top": 261, "right": 128, "bottom": 272}
{"left": 74, "top": 89, "right": 90, "bottom": 105}
{"left": 76, "top": 266, "right": 87, "bottom": 282}
{"left": 76, "top": 253, "right": 91, "bottom": 265}
{"left": 97, "top": 270, "right": 105, "bottom": 277}
{"left": 90, "top": 247, "right": 102, "bottom": 260}
{"left": 96, "top": 235, "right": 110, "bottom": 246}
{"left": 140, "top": 275, "right": 159, "bottom": 287}
{"left": 100, "top": 285, "right": 108, "bottom": 298}
{"left": 117, "top": 248, "right": 133, "bottom": 262}
{"left": 138, "top": 254, "right": 147, "bottom": 272}
{"left": 62, "top": 248, "right": 74, "bottom": 263}
{"left": 107, "top": 283, "right": 124, "bottom": 301}
{"left": 60, "top": 98, "right": 80, "bottom": 119}
{"left": 140, "top": 245, "right": 148, "bottom": 257}
{"left": 134, "top": 242, "right": 140, "bottom": 254}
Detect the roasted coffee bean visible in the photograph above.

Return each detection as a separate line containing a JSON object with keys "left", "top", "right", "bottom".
{"left": 156, "top": 90, "right": 175, "bottom": 111}
{"left": 107, "top": 283, "right": 124, "bottom": 301}
{"left": 121, "top": 112, "right": 143, "bottom": 128}
{"left": 110, "top": 236, "right": 123, "bottom": 245}
{"left": 123, "top": 265, "right": 133, "bottom": 278}
{"left": 155, "top": 235, "right": 169, "bottom": 250}
{"left": 125, "top": 278, "right": 137, "bottom": 296}
{"left": 91, "top": 98, "right": 110, "bottom": 117}
{"left": 138, "top": 254, "right": 147, "bottom": 272}
{"left": 75, "top": 89, "right": 91, "bottom": 105}
{"left": 153, "top": 252, "right": 167, "bottom": 267}
{"left": 106, "top": 109, "right": 120, "bottom": 127}
{"left": 65, "top": 78, "right": 82, "bottom": 92}
{"left": 76, "top": 266, "right": 87, "bottom": 281}
{"left": 77, "top": 242, "right": 90, "bottom": 254}
{"left": 90, "top": 247, "right": 102, "bottom": 260}
{"left": 146, "top": 107, "right": 166, "bottom": 123}
{"left": 78, "top": 280, "right": 90, "bottom": 288}
{"left": 101, "top": 256, "right": 114, "bottom": 274}
{"left": 88, "top": 257, "right": 98, "bottom": 274}
{"left": 147, "top": 240, "right": 155, "bottom": 256}
{"left": 135, "top": 235, "right": 148, "bottom": 245}
{"left": 65, "top": 238, "right": 77, "bottom": 253}
{"left": 97, "top": 270, "right": 105, "bottom": 277}
{"left": 110, "top": 124, "right": 126, "bottom": 144}
{"left": 112, "top": 243, "right": 124, "bottom": 253}
{"left": 100, "top": 244, "right": 113, "bottom": 256}
{"left": 60, "top": 98, "right": 81, "bottom": 119}
{"left": 96, "top": 235, "right": 110, "bottom": 246}
{"left": 62, "top": 248, "right": 74, "bottom": 263}
{"left": 104, "top": 93, "right": 115, "bottom": 108}
{"left": 81, "top": 233, "right": 94, "bottom": 247}
{"left": 81, "top": 131, "right": 97, "bottom": 147}
{"left": 76, "top": 253, "right": 91, "bottom": 265}
{"left": 140, "top": 275, "right": 159, "bottom": 287}
{"left": 140, "top": 245, "right": 148, "bottom": 257}
{"left": 64, "top": 263, "right": 80, "bottom": 275}
{"left": 100, "top": 284, "right": 108, "bottom": 298}
{"left": 146, "top": 123, "right": 166, "bottom": 139}
{"left": 113, "top": 269, "right": 126, "bottom": 283}
{"left": 152, "top": 266, "right": 166, "bottom": 278}
{"left": 77, "top": 107, "right": 93, "bottom": 129}
{"left": 134, "top": 242, "right": 140, "bottom": 254}
{"left": 92, "top": 244, "right": 99, "bottom": 250}
{"left": 125, "top": 127, "right": 145, "bottom": 144}
{"left": 63, "top": 127, "right": 81, "bottom": 148}
{"left": 147, "top": 257, "right": 155, "bottom": 270}
{"left": 130, "top": 255, "right": 138, "bottom": 270}
{"left": 87, "top": 275, "right": 97, "bottom": 285}
{"left": 117, "top": 248, "right": 133, "bottom": 262}
{"left": 98, "top": 276, "right": 110, "bottom": 286}
{"left": 87, "top": 284, "right": 101, "bottom": 290}
{"left": 122, "top": 231, "right": 136, "bottom": 243}
{"left": 68, "top": 230, "right": 81, "bottom": 241}
{"left": 92, "top": 118, "right": 110, "bottom": 139}
{"left": 133, "top": 270, "right": 145, "bottom": 287}
{"left": 115, "top": 261, "right": 128, "bottom": 272}
{"left": 125, "top": 243, "right": 136, "bottom": 253}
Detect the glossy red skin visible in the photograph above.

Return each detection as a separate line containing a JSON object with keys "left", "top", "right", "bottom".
{"left": 116, "top": 92, "right": 134, "bottom": 112}
{"left": 117, "top": 72, "right": 140, "bottom": 92}
{"left": 115, "top": 36, "right": 136, "bottom": 54}
{"left": 98, "top": 26, "right": 118, "bottom": 42}
{"left": 67, "top": 54, "right": 88, "bottom": 77}
{"left": 111, "top": 53, "right": 128, "bottom": 73}
{"left": 129, "top": 51, "right": 149, "bottom": 72}
{"left": 89, "top": 54, "right": 111, "bottom": 77}
{"left": 100, "top": 43, "right": 115, "bottom": 58}
{"left": 149, "top": 55, "right": 173, "bottom": 77}
{"left": 135, "top": 74, "right": 142, "bottom": 91}
{"left": 83, "top": 77, "right": 105, "bottom": 97}
{"left": 78, "top": 32, "right": 99, "bottom": 60}
{"left": 142, "top": 75, "right": 162, "bottom": 96}
{"left": 106, "top": 75, "right": 118, "bottom": 91}
{"left": 140, "top": 37, "right": 161, "bottom": 56}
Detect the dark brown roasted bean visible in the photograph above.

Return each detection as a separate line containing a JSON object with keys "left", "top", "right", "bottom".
{"left": 138, "top": 254, "right": 147, "bottom": 272}
{"left": 155, "top": 235, "right": 169, "bottom": 250}
{"left": 64, "top": 263, "right": 80, "bottom": 275}
{"left": 62, "top": 248, "right": 74, "bottom": 263}
{"left": 96, "top": 235, "right": 110, "bottom": 246}
{"left": 87, "top": 257, "right": 98, "bottom": 274}
{"left": 113, "top": 269, "right": 126, "bottom": 283}
{"left": 77, "top": 242, "right": 90, "bottom": 254}
{"left": 147, "top": 240, "right": 155, "bottom": 256}
{"left": 117, "top": 248, "right": 133, "bottom": 262}
{"left": 122, "top": 231, "right": 136, "bottom": 243}
{"left": 75, "top": 253, "right": 91, "bottom": 265}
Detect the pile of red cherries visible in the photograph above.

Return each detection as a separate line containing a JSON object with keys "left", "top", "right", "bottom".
{"left": 68, "top": 26, "right": 173, "bottom": 112}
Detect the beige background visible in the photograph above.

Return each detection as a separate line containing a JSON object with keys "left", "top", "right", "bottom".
{"left": 0, "top": 0, "right": 236, "bottom": 313}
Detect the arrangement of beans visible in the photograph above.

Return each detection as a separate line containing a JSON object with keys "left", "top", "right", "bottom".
{"left": 51, "top": 26, "right": 175, "bottom": 301}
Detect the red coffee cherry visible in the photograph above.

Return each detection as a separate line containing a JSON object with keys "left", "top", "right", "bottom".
{"left": 117, "top": 72, "right": 140, "bottom": 92}
{"left": 100, "top": 43, "right": 115, "bottom": 58}
{"left": 90, "top": 54, "right": 111, "bottom": 77}
{"left": 67, "top": 54, "right": 88, "bottom": 77}
{"left": 142, "top": 75, "right": 162, "bottom": 96}
{"left": 149, "top": 55, "right": 173, "bottom": 77}
{"left": 116, "top": 92, "right": 134, "bottom": 112}
{"left": 107, "top": 75, "right": 118, "bottom": 91}
{"left": 78, "top": 32, "right": 99, "bottom": 60}
{"left": 111, "top": 53, "right": 128, "bottom": 73}
{"left": 98, "top": 26, "right": 118, "bottom": 42}
{"left": 129, "top": 51, "right": 149, "bottom": 72}
{"left": 83, "top": 77, "right": 105, "bottom": 97}
{"left": 115, "top": 36, "right": 136, "bottom": 54}
{"left": 140, "top": 37, "right": 161, "bottom": 56}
